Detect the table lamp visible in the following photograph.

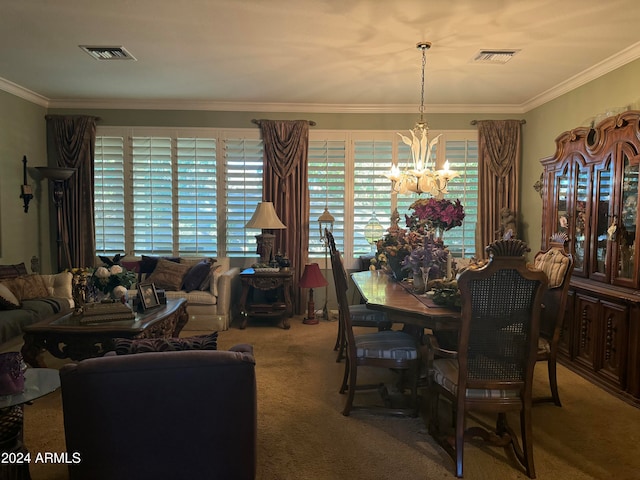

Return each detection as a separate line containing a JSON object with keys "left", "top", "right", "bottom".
{"left": 298, "top": 263, "right": 328, "bottom": 325}
{"left": 245, "top": 202, "right": 286, "bottom": 265}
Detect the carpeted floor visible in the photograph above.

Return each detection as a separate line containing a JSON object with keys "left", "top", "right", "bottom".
{"left": 17, "top": 315, "right": 640, "bottom": 479}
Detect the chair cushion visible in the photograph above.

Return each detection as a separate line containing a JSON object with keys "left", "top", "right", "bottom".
{"left": 432, "top": 358, "right": 521, "bottom": 399}
{"left": 349, "top": 304, "right": 391, "bottom": 328}
{"left": 355, "top": 331, "right": 419, "bottom": 360}
{"left": 534, "top": 249, "right": 570, "bottom": 288}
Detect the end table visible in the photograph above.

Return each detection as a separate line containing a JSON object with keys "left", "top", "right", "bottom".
{"left": 239, "top": 268, "right": 294, "bottom": 329}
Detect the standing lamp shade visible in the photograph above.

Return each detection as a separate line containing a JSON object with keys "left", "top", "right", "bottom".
{"left": 245, "top": 202, "right": 287, "bottom": 264}
{"left": 299, "top": 263, "right": 328, "bottom": 325}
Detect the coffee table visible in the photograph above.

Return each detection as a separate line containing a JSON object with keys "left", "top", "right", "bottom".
{"left": 21, "top": 298, "right": 188, "bottom": 367}
{"left": 0, "top": 368, "right": 60, "bottom": 480}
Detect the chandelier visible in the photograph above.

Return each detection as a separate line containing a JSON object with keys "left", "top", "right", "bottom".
{"left": 385, "top": 42, "right": 459, "bottom": 198}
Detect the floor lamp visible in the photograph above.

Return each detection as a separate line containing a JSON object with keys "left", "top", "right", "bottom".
{"left": 36, "top": 166, "right": 76, "bottom": 272}
{"left": 318, "top": 208, "right": 335, "bottom": 320}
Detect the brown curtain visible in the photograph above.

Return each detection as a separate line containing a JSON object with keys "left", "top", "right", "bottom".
{"left": 46, "top": 115, "right": 97, "bottom": 271}
{"left": 258, "top": 119, "right": 310, "bottom": 314}
{"left": 475, "top": 120, "right": 522, "bottom": 257}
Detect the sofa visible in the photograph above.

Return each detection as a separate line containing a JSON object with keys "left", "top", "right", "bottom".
{"left": 120, "top": 255, "right": 241, "bottom": 331}
{"left": 0, "top": 263, "right": 73, "bottom": 345}
{"left": 60, "top": 344, "right": 257, "bottom": 480}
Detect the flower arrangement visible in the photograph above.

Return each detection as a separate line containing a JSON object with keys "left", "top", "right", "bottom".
{"left": 90, "top": 264, "right": 136, "bottom": 299}
{"left": 401, "top": 234, "right": 449, "bottom": 279}
{"left": 406, "top": 197, "right": 465, "bottom": 232}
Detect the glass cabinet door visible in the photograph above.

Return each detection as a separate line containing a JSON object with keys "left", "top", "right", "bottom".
{"left": 555, "top": 165, "right": 570, "bottom": 235}
{"left": 615, "top": 150, "right": 638, "bottom": 283}
{"left": 592, "top": 159, "right": 613, "bottom": 280}
{"left": 573, "top": 165, "right": 589, "bottom": 273}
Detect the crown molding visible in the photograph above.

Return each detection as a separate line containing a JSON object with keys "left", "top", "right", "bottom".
{"left": 522, "top": 40, "right": 640, "bottom": 112}
{"left": 45, "top": 98, "right": 526, "bottom": 114}
{"left": 0, "top": 77, "right": 49, "bottom": 107}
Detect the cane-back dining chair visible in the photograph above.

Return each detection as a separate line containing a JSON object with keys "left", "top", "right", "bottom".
{"left": 326, "top": 229, "right": 422, "bottom": 417}
{"left": 532, "top": 232, "right": 574, "bottom": 406}
{"left": 428, "top": 239, "right": 548, "bottom": 478}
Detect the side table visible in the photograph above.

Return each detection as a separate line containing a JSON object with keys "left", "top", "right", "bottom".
{"left": 239, "top": 268, "right": 294, "bottom": 329}
{"left": 0, "top": 368, "right": 60, "bottom": 480}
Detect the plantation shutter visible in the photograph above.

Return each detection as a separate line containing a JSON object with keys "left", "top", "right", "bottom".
{"left": 308, "top": 139, "right": 346, "bottom": 259}
{"left": 94, "top": 135, "right": 126, "bottom": 255}
{"left": 353, "top": 139, "right": 394, "bottom": 256}
{"left": 176, "top": 137, "right": 217, "bottom": 255}
{"left": 224, "top": 136, "right": 264, "bottom": 256}
{"left": 131, "top": 136, "right": 174, "bottom": 254}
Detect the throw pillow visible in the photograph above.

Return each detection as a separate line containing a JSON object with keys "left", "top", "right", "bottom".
{"left": 0, "top": 263, "right": 28, "bottom": 280}
{"left": 182, "top": 260, "right": 212, "bottom": 292}
{"left": 0, "top": 283, "right": 20, "bottom": 310}
{"left": 4, "top": 275, "right": 49, "bottom": 301}
{"left": 145, "top": 258, "right": 191, "bottom": 290}
{"left": 112, "top": 332, "right": 218, "bottom": 355}
{"left": 139, "top": 255, "right": 180, "bottom": 275}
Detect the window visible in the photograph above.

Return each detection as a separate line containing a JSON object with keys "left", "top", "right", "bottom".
{"left": 94, "top": 127, "right": 477, "bottom": 266}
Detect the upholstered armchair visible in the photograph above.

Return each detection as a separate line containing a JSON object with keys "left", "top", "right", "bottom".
{"left": 59, "top": 345, "right": 257, "bottom": 480}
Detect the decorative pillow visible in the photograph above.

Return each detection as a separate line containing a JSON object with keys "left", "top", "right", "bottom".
{"left": 0, "top": 283, "right": 21, "bottom": 310}
{"left": 182, "top": 259, "right": 213, "bottom": 292}
{"left": 0, "top": 263, "right": 28, "bottom": 280}
{"left": 139, "top": 255, "right": 180, "bottom": 275}
{"left": 39, "top": 271, "right": 73, "bottom": 299}
{"left": 112, "top": 332, "right": 218, "bottom": 355}
{"left": 4, "top": 275, "right": 50, "bottom": 301}
{"left": 145, "top": 258, "right": 191, "bottom": 290}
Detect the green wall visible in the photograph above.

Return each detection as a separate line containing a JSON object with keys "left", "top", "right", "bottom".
{"left": 2, "top": 57, "right": 639, "bottom": 270}
{"left": 0, "top": 90, "right": 52, "bottom": 271}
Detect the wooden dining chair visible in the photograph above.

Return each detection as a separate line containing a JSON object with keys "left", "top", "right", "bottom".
{"left": 532, "top": 232, "right": 574, "bottom": 406}
{"left": 326, "top": 229, "right": 422, "bottom": 417}
{"left": 329, "top": 233, "right": 392, "bottom": 362}
{"left": 428, "top": 239, "right": 548, "bottom": 478}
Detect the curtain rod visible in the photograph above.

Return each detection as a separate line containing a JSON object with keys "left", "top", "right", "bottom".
{"left": 470, "top": 119, "right": 526, "bottom": 125}
{"left": 251, "top": 119, "right": 316, "bottom": 126}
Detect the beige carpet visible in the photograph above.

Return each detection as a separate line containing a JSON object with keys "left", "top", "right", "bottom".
{"left": 18, "top": 316, "right": 640, "bottom": 480}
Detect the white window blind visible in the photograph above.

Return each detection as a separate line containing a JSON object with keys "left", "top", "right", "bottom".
{"left": 308, "top": 139, "right": 346, "bottom": 261}
{"left": 94, "top": 135, "right": 126, "bottom": 255}
{"left": 131, "top": 136, "right": 174, "bottom": 255}
{"left": 176, "top": 137, "right": 217, "bottom": 255}
{"left": 223, "top": 136, "right": 264, "bottom": 257}
{"left": 353, "top": 139, "right": 394, "bottom": 256}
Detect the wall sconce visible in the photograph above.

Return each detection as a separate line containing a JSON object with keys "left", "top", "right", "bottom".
{"left": 20, "top": 156, "right": 34, "bottom": 213}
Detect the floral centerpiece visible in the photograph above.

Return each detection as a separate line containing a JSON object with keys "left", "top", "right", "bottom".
{"left": 90, "top": 264, "right": 136, "bottom": 300}
{"left": 406, "top": 197, "right": 465, "bottom": 235}
{"left": 373, "top": 198, "right": 464, "bottom": 282}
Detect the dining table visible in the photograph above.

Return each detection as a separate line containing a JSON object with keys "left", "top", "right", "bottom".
{"left": 350, "top": 270, "right": 461, "bottom": 332}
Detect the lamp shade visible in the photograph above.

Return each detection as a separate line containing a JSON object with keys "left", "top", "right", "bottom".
{"left": 245, "top": 202, "right": 287, "bottom": 230}
{"left": 35, "top": 166, "right": 76, "bottom": 181}
{"left": 298, "top": 263, "right": 328, "bottom": 289}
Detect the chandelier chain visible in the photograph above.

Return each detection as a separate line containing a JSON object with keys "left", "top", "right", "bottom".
{"left": 420, "top": 45, "right": 426, "bottom": 122}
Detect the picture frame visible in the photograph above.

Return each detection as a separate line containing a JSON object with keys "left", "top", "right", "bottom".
{"left": 137, "top": 282, "right": 160, "bottom": 311}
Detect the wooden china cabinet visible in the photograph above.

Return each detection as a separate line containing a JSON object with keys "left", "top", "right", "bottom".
{"left": 540, "top": 110, "right": 640, "bottom": 406}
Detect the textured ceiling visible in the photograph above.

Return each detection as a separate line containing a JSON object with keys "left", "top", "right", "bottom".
{"left": 1, "top": 0, "right": 640, "bottom": 112}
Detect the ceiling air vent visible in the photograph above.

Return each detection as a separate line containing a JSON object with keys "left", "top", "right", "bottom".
{"left": 79, "top": 45, "right": 136, "bottom": 60}
{"left": 472, "top": 50, "right": 519, "bottom": 64}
